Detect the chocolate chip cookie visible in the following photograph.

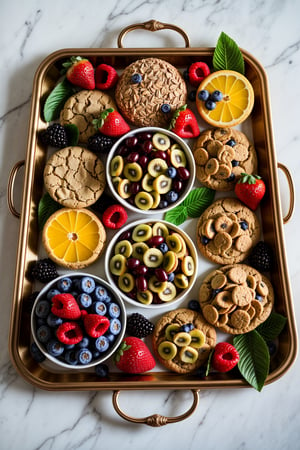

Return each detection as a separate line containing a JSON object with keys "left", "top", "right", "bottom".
{"left": 197, "top": 198, "right": 260, "bottom": 265}
{"left": 152, "top": 308, "right": 216, "bottom": 374}
{"left": 199, "top": 264, "right": 274, "bottom": 334}
{"left": 193, "top": 128, "right": 257, "bottom": 191}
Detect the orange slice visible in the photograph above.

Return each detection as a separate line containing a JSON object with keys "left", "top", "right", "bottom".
{"left": 42, "top": 208, "right": 106, "bottom": 269}
{"left": 196, "top": 70, "right": 254, "bottom": 127}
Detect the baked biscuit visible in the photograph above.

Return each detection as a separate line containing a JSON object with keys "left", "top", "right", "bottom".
{"left": 115, "top": 57, "right": 187, "bottom": 127}
{"left": 199, "top": 264, "right": 274, "bottom": 334}
{"left": 152, "top": 308, "right": 216, "bottom": 374}
{"left": 60, "top": 90, "right": 116, "bottom": 143}
{"left": 197, "top": 198, "right": 260, "bottom": 265}
{"left": 193, "top": 128, "right": 257, "bottom": 191}
{"left": 44, "top": 146, "right": 105, "bottom": 208}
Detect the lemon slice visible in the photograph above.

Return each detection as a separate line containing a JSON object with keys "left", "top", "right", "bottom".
{"left": 42, "top": 208, "right": 106, "bottom": 269}
{"left": 196, "top": 70, "right": 254, "bottom": 127}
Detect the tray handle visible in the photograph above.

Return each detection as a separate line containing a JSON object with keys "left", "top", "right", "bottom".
{"left": 117, "top": 19, "right": 190, "bottom": 48}
{"left": 112, "top": 389, "right": 199, "bottom": 426}
{"left": 277, "top": 162, "right": 295, "bottom": 224}
{"left": 7, "top": 160, "right": 25, "bottom": 218}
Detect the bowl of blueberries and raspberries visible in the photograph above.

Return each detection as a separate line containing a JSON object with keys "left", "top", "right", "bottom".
{"left": 31, "top": 273, "right": 126, "bottom": 369}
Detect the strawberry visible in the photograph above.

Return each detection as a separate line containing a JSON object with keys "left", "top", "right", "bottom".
{"left": 51, "top": 293, "right": 81, "bottom": 320}
{"left": 235, "top": 173, "right": 266, "bottom": 210}
{"left": 188, "top": 61, "right": 210, "bottom": 87}
{"left": 62, "top": 56, "right": 95, "bottom": 90}
{"left": 212, "top": 342, "right": 240, "bottom": 373}
{"left": 169, "top": 104, "right": 200, "bottom": 138}
{"left": 56, "top": 321, "right": 83, "bottom": 345}
{"left": 114, "top": 337, "right": 156, "bottom": 374}
{"left": 83, "top": 314, "right": 110, "bottom": 338}
{"left": 95, "top": 63, "right": 119, "bottom": 90}
{"left": 102, "top": 204, "right": 128, "bottom": 229}
{"left": 93, "top": 108, "right": 130, "bottom": 137}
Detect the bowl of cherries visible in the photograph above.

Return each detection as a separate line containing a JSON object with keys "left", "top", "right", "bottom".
{"left": 106, "top": 127, "right": 195, "bottom": 214}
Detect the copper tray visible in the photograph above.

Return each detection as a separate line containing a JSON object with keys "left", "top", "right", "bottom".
{"left": 7, "top": 21, "right": 297, "bottom": 426}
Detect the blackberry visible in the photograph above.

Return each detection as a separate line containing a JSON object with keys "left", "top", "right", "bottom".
{"left": 40, "top": 124, "right": 68, "bottom": 148}
{"left": 126, "top": 313, "right": 154, "bottom": 338}
{"left": 31, "top": 258, "right": 58, "bottom": 283}
{"left": 87, "top": 133, "right": 115, "bottom": 153}
{"left": 248, "top": 241, "right": 273, "bottom": 272}
{"left": 90, "top": 193, "right": 116, "bottom": 214}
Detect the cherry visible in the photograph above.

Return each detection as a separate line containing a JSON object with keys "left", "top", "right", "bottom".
{"left": 127, "top": 258, "right": 140, "bottom": 271}
{"left": 154, "top": 268, "right": 168, "bottom": 282}
{"left": 173, "top": 180, "right": 183, "bottom": 193}
{"left": 177, "top": 167, "right": 190, "bottom": 181}
{"left": 136, "top": 276, "right": 148, "bottom": 292}
{"left": 130, "top": 182, "right": 141, "bottom": 195}
{"left": 127, "top": 152, "right": 139, "bottom": 163}
{"left": 125, "top": 136, "right": 138, "bottom": 147}
{"left": 147, "top": 236, "right": 165, "bottom": 246}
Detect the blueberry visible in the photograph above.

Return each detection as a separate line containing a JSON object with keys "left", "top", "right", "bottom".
{"left": 93, "top": 285, "right": 109, "bottom": 302}
{"left": 46, "top": 313, "right": 63, "bottom": 327}
{"left": 35, "top": 300, "right": 51, "bottom": 319}
{"left": 46, "top": 339, "right": 64, "bottom": 357}
{"left": 188, "top": 299, "right": 200, "bottom": 311}
{"left": 201, "top": 236, "right": 210, "bottom": 245}
{"left": 205, "top": 99, "right": 216, "bottom": 110}
{"left": 158, "top": 243, "right": 169, "bottom": 254}
{"left": 210, "top": 90, "right": 223, "bottom": 102}
{"left": 180, "top": 323, "right": 194, "bottom": 332}
{"left": 109, "top": 318, "right": 122, "bottom": 335}
{"left": 211, "top": 289, "right": 221, "bottom": 298}
{"left": 165, "top": 191, "right": 178, "bottom": 203}
{"left": 188, "top": 90, "right": 197, "bottom": 101}
{"left": 77, "top": 293, "right": 92, "bottom": 309}
{"left": 231, "top": 159, "right": 239, "bottom": 167}
{"left": 158, "top": 200, "right": 168, "bottom": 209}
{"left": 95, "top": 336, "right": 110, "bottom": 352}
{"left": 92, "top": 301, "right": 107, "bottom": 315}
{"left": 161, "top": 103, "right": 171, "bottom": 114}
{"left": 56, "top": 277, "right": 72, "bottom": 292}
{"left": 46, "top": 289, "right": 61, "bottom": 301}
{"left": 131, "top": 73, "right": 142, "bottom": 83}
{"left": 226, "top": 173, "right": 235, "bottom": 182}
{"left": 76, "top": 348, "right": 93, "bottom": 365}
{"left": 79, "top": 276, "right": 96, "bottom": 294}
{"left": 93, "top": 350, "right": 100, "bottom": 359}
{"left": 168, "top": 272, "right": 175, "bottom": 282}
{"left": 198, "top": 89, "right": 210, "bottom": 101}
{"left": 183, "top": 69, "right": 189, "bottom": 81}
{"left": 240, "top": 221, "right": 249, "bottom": 230}
{"left": 166, "top": 167, "right": 177, "bottom": 178}
{"left": 105, "top": 333, "right": 115, "bottom": 344}
{"left": 36, "top": 325, "right": 52, "bottom": 344}
{"left": 64, "top": 350, "right": 78, "bottom": 365}
{"left": 77, "top": 336, "right": 90, "bottom": 349}
{"left": 30, "top": 342, "right": 46, "bottom": 363}
{"left": 255, "top": 293, "right": 263, "bottom": 302}
{"left": 95, "top": 363, "right": 109, "bottom": 377}
{"left": 226, "top": 139, "right": 236, "bottom": 147}
{"left": 109, "top": 303, "right": 121, "bottom": 318}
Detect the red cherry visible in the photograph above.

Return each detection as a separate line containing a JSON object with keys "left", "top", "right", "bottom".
{"left": 136, "top": 276, "right": 148, "bottom": 292}
{"left": 130, "top": 182, "right": 141, "bottom": 195}
{"left": 127, "top": 152, "right": 139, "bottom": 163}
{"left": 125, "top": 136, "right": 138, "bottom": 147}
{"left": 139, "top": 155, "right": 149, "bottom": 169}
{"left": 147, "top": 236, "right": 164, "bottom": 246}
{"left": 127, "top": 258, "right": 141, "bottom": 271}
{"left": 135, "top": 265, "right": 148, "bottom": 276}
{"left": 177, "top": 167, "right": 190, "bottom": 181}
{"left": 137, "top": 132, "right": 152, "bottom": 141}
{"left": 173, "top": 180, "right": 183, "bottom": 192}
{"left": 141, "top": 140, "right": 153, "bottom": 154}
{"left": 117, "top": 145, "right": 130, "bottom": 156}
{"left": 154, "top": 268, "right": 168, "bottom": 282}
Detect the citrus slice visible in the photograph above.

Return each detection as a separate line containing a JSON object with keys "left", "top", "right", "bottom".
{"left": 42, "top": 208, "right": 106, "bottom": 269}
{"left": 196, "top": 70, "right": 254, "bottom": 127}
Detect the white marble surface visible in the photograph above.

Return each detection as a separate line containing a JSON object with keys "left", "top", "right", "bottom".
{"left": 1, "top": 0, "right": 300, "bottom": 448}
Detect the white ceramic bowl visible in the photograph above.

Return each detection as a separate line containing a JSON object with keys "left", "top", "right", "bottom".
{"left": 104, "top": 219, "right": 198, "bottom": 309}
{"left": 31, "top": 273, "right": 126, "bottom": 369}
{"left": 106, "top": 127, "right": 195, "bottom": 215}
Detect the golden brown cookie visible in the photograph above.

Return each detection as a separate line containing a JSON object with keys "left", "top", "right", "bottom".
{"left": 197, "top": 198, "right": 260, "bottom": 265}
{"left": 193, "top": 128, "right": 257, "bottom": 191}
{"left": 60, "top": 90, "right": 116, "bottom": 143}
{"left": 199, "top": 264, "right": 274, "bottom": 334}
{"left": 44, "top": 146, "right": 105, "bottom": 208}
{"left": 115, "top": 57, "right": 187, "bottom": 127}
{"left": 152, "top": 308, "right": 216, "bottom": 374}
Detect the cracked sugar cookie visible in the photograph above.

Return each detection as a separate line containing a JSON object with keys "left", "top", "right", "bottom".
{"left": 60, "top": 90, "right": 116, "bottom": 143}
{"left": 44, "top": 146, "right": 105, "bottom": 208}
{"left": 199, "top": 264, "right": 274, "bottom": 334}
{"left": 115, "top": 57, "right": 187, "bottom": 127}
{"left": 193, "top": 127, "right": 257, "bottom": 191}
{"left": 197, "top": 198, "right": 260, "bottom": 265}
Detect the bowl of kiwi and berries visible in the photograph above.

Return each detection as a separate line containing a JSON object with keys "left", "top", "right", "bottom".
{"left": 106, "top": 127, "right": 195, "bottom": 214}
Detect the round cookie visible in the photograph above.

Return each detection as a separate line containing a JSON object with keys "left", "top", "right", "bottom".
{"left": 44, "top": 146, "right": 105, "bottom": 208}
{"left": 152, "top": 308, "right": 216, "bottom": 374}
{"left": 60, "top": 90, "right": 116, "bottom": 143}
{"left": 197, "top": 198, "right": 260, "bottom": 265}
{"left": 193, "top": 127, "right": 257, "bottom": 191}
{"left": 115, "top": 57, "right": 187, "bottom": 127}
{"left": 199, "top": 264, "right": 274, "bottom": 334}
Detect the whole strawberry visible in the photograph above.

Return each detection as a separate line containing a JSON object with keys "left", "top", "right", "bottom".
{"left": 114, "top": 337, "right": 156, "bottom": 374}
{"left": 212, "top": 342, "right": 240, "bottom": 373}
{"left": 62, "top": 56, "right": 95, "bottom": 90}
{"left": 93, "top": 108, "right": 130, "bottom": 137}
{"left": 169, "top": 104, "right": 200, "bottom": 138}
{"left": 235, "top": 173, "right": 266, "bottom": 210}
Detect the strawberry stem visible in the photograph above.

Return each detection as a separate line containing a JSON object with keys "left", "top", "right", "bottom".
{"left": 238, "top": 173, "right": 261, "bottom": 185}
{"left": 168, "top": 104, "right": 187, "bottom": 130}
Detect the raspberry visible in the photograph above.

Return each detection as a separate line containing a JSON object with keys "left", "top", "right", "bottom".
{"left": 87, "top": 133, "right": 115, "bottom": 153}
{"left": 51, "top": 293, "right": 81, "bottom": 320}
{"left": 126, "top": 313, "right": 154, "bottom": 338}
{"left": 248, "top": 241, "right": 273, "bottom": 272}
{"left": 31, "top": 258, "right": 58, "bottom": 283}
{"left": 212, "top": 342, "right": 240, "bottom": 373}
{"left": 56, "top": 322, "right": 83, "bottom": 345}
{"left": 102, "top": 204, "right": 128, "bottom": 229}
{"left": 40, "top": 124, "right": 68, "bottom": 148}
{"left": 188, "top": 62, "right": 210, "bottom": 87}
{"left": 83, "top": 314, "right": 110, "bottom": 338}
{"left": 95, "top": 63, "right": 119, "bottom": 90}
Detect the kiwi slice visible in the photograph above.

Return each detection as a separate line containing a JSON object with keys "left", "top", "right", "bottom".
{"left": 109, "top": 254, "right": 127, "bottom": 276}
{"left": 163, "top": 251, "right": 178, "bottom": 273}
{"left": 189, "top": 329, "right": 206, "bottom": 349}
{"left": 123, "top": 162, "right": 143, "bottom": 182}
{"left": 153, "top": 174, "right": 172, "bottom": 194}
{"left": 179, "top": 346, "right": 198, "bottom": 364}
{"left": 170, "top": 143, "right": 182, "bottom": 151}
{"left": 150, "top": 191, "right": 161, "bottom": 209}
{"left": 165, "top": 324, "right": 180, "bottom": 340}
{"left": 141, "top": 173, "right": 155, "bottom": 192}
{"left": 152, "top": 222, "right": 170, "bottom": 238}
{"left": 170, "top": 149, "right": 187, "bottom": 168}
{"left": 181, "top": 256, "right": 195, "bottom": 276}
{"left": 137, "top": 290, "right": 153, "bottom": 305}
{"left": 148, "top": 158, "right": 168, "bottom": 178}
{"left": 158, "top": 341, "right": 177, "bottom": 360}
{"left": 173, "top": 233, "right": 187, "bottom": 258}
{"left": 132, "top": 242, "right": 149, "bottom": 260}
{"left": 158, "top": 282, "right": 177, "bottom": 301}
{"left": 174, "top": 273, "right": 189, "bottom": 289}
{"left": 117, "top": 179, "right": 131, "bottom": 199}
{"left": 112, "top": 176, "right": 122, "bottom": 190}
{"left": 110, "top": 155, "right": 124, "bottom": 176}
{"left": 173, "top": 332, "right": 192, "bottom": 347}
{"left": 143, "top": 248, "right": 164, "bottom": 268}
{"left": 118, "top": 272, "right": 135, "bottom": 293}
{"left": 148, "top": 276, "right": 168, "bottom": 294}
{"left": 166, "top": 234, "right": 183, "bottom": 254}
{"left": 134, "top": 192, "right": 154, "bottom": 210}
{"left": 152, "top": 132, "right": 171, "bottom": 151}
{"left": 114, "top": 240, "right": 133, "bottom": 258}
{"left": 132, "top": 224, "right": 152, "bottom": 242}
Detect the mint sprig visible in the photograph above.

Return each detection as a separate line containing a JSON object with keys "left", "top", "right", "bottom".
{"left": 213, "top": 32, "right": 245, "bottom": 74}
{"left": 38, "top": 193, "right": 62, "bottom": 230}
{"left": 164, "top": 187, "right": 215, "bottom": 226}
{"left": 43, "top": 78, "right": 75, "bottom": 122}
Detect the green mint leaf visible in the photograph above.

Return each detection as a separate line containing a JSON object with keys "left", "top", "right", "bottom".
{"left": 234, "top": 331, "right": 270, "bottom": 392}
{"left": 256, "top": 312, "right": 287, "bottom": 342}
{"left": 64, "top": 124, "right": 79, "bottom": 146}
{"left": 164, "top": 205, "right": 188, "bottom": 226}
{"left": 205, "top": 349, "right": 214, "bottom": 376}
{"left": 38, "top": 193, "right": 62, "bottom": 230}
{"left": 213, "top": 32, "right": 245, "bottom": 74}
{"left": 43, "top": 78, "right": 75, "bottom": 122}
{"left": 183, "top": 187, "right": 215, "bottom": 218}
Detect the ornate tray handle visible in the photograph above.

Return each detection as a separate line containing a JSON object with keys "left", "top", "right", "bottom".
{"left": 117, "top": 19, "right": 190, "bottom": 48}
{"left": 277, "top": 162, "right": 295, "bottom": 223}
{"left": 7, "top": 160, "right": 25, "bottom": 218}
{"left": 112, "top": 389, "right": 200, "bottom": 426}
